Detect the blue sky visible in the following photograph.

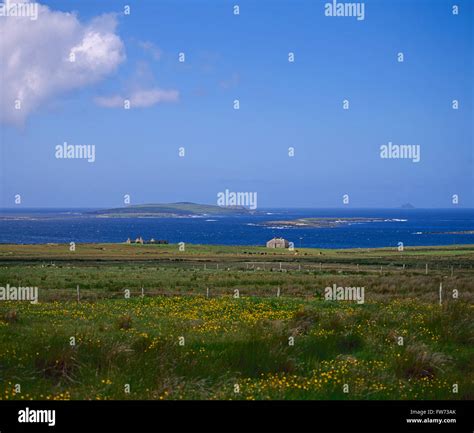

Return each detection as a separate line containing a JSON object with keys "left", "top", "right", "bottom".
{"left": 0, "top": 0, "right": 472, "bottom": 208}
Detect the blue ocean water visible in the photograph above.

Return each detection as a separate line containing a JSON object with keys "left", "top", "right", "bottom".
{"left": 0, "top": 208, "right": 473, "bottom": 249}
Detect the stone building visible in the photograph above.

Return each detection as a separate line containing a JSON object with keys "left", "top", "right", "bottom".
{"left": 125, "top": 237, "right": 167, "bottom": 245}
{"left": 266, "top": 237, "right": 289, "bottom": 248}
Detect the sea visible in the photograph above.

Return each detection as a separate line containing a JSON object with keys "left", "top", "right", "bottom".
{"left": 0, "top": 208, "right": 473, "bottom": 249}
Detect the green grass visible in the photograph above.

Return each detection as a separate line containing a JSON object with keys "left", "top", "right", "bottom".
{"left": 0, "top": 297, "right": 472, "bottom": 400}
{"left": 0, "top": 244, "right": 473, "bottom": 400}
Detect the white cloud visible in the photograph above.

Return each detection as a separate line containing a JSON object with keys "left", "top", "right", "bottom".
{"left": 94, "top": 61, "right": 179, "bottom": 108}
{"left": 138, "top": 40, "right": 162, "bottom": 61}
{"left": 0, "top": 0, "right": 125, "bottom": 125}
{"left": 95, "top": 88, "right": 179, "bottom": 108}
{"left": 219, "top": 72, "right": 240, "bottom": 90}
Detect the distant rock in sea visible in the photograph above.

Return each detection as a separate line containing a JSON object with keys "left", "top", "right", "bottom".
{"left": 401, "top": 203, "right": 415, "bottom": 209}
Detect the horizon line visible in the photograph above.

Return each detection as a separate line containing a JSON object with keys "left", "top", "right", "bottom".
{"left": 0, "top": 206, "right": 473, "bottom": 211}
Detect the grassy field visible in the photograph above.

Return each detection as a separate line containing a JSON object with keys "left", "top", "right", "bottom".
{"left": 0, "top": 243, "right": 473, "bottom": 400}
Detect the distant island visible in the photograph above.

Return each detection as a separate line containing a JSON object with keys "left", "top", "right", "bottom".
{"left": 262, "top": 217, "right": 395, "bottom": 229}
{"left": 427, "top": 230, "right": 474, "bottom": 235}
{"left": 88, "top": 202, "right": 254, "bottom": 218}
{"left": 401, "top": 203, "right": 415, "bottom": 209}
